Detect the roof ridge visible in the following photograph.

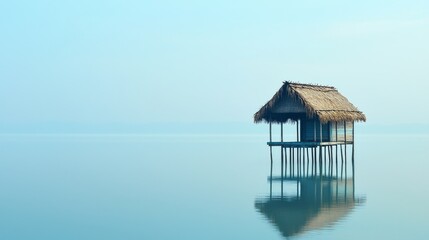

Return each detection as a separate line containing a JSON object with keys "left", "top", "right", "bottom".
{"left": 315, "top": 110, "right": 363, "bottom": 112}
{"left": 284, "top": 81, "right": 336, "bottom": 89}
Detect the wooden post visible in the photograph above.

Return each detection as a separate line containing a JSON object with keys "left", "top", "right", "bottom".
{"left": 335, "top": 122, "right": 338, "bottom": 142}
{"left": 296, "top": 120, "right": 299, "bottom": 142}
{"left": 285, "top": 147, "right": 288, "bottom": 178}
{"left": 296, "top": 148, "right": 299, "bottom": 178}
{"left": 281, "top": 123, "right": 284, "bottom": 181}
{"left": 270, "top": 170, "right": 273, "bottom": 199}
{"left": 300, "top": 148, "right": 303, "bottom": 177}
{"left": 306, "top": 148, "right": 310, "bottom": 177}
{"left": 303, "top": 148, "right": 306, "bottom": 177}
{"left": 270, "top": 156, "right": 273, "bottom": 199}
{"left": 344, "top": 121, "right": 347, "bottom": 174}
{"left": 296, "top": 148, "right": 302, "bottom": 177}
{"left": 335, "top": 176, "right": 339, "bottom": 201}
{"left": 281, "top": 146, "right": 284, "bottom": 180}
{"left": 352, "top": 153, "right": 355, "bottom": 198}
{"left": 315, "top": 147, "right": 318, "bottom": 176}
{"left": 335, "top": 122, "right": 338, "bottom": 177}
{"left": 324, "top": 146, "right": 327, "bottom": 175}
{"left": 352, "top": 121, "right": 355, "bottom": 177}
{"left": 313, "top": 120, "right": 316, "bottom": 142}
{"left": 314, "top": 148, "right": 316, "bottom": 176}
{"left": 269, "top": 122, "right": 273, "bottom": 165}
{"left": 319, "top": 122, "right": 320, "bottom": 176}
{"left": 292, "top": 148, "right": 295, "bottom": 177}
{"left": 319, "top": 146, "right": 323, "bottom": 176}
{"left": 297, "top": 148, "right": 300, "bottom": 178}
{"left": 301, "top": 148, "right": 303, "bottom": 177}
{"left": 330, "top": 146, "right": 334, "bottom": 176}
{"left": 289, "top": 148, "right": 295, "bottom": 176}
{"left": 329, "top": 146, "right": 332, "bottom": 176}
{"left": 336, "top": 144, "right": 338, "bottom": 177}
{"left": 344, "top": 177, "right": 348, "bottom": 202}
{"left": 289, "top": 148, "right": 292, "bottom": 176}
{"left": 340, "top": 144, "right": 344, "bottom": 179}
{"left": 311, "top": 147, "right": 314, "bottom": 176}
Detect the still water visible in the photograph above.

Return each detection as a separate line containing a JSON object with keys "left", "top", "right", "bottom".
{"left": 0, "top": 133, "right": 428, "bottom": 239}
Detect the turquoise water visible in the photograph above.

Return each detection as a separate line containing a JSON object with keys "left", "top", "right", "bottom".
{"left": 0, "top": 133, "right": 428, "bottom": 239}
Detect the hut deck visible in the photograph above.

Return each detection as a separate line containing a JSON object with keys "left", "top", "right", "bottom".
{"left": 268, "top": 176, "right": 342, "bottom": 182}
{"left": 268, "top": 141, "right": 352, "bottom": 147}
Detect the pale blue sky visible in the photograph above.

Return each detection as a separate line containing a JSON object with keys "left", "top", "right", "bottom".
{"left": 1, "top": 1, "right": 429, "bottom": 130}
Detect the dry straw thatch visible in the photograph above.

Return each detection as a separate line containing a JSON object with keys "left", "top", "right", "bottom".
{"left": 254, "top": 81, "right": 366, "bottom": 123}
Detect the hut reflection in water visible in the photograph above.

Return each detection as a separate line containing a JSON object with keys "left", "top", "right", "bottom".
{"left": 255, "top": 165, "right": 365, "bottom": 238}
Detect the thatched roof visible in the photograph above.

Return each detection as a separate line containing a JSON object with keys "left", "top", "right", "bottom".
{"left": 254, "top": 81, "right": 366, "bottom": 123}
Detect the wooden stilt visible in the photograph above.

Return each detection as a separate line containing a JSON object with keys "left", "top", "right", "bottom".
{"left": 352, "top": 158, "right": 355, "bottom": 198}
{"left": 313, "top": 120, "right": 316, "bottom": 142}
{"left": 335, "top": 175, "right": 339, "bottom": 201}
{"left": 300, "top": 148, "right": 303, "bottom": 177}
{"left": 281, "top": 123, "right": 284, "bottom": 180}
{"left": 336, "top": 145, "right": 338, "bottom": 178}
{"left": 324, "top": 146, "right": 327, "bottom": 175}
{"left": 303, "top": 148, "right": 306, "bottom": 177}
{"left": 344, "top": 145, "right": 347, "bottom": 177}
{"left": 327, "top": 146, "right": 331, "bottom": 176}
{"left": 330, "top": 146, "right": 333, "bottom": 176}
{"left": 344, "top": 121, "right": 347, "bottom": 174}
{"left": 296, "top": 120, "right": 299, "bottom": 142}
{"left": 340, "top": 144, "right": 344, "bottom": 179}
{"left": 313, "top": 147, "right": 317, "bottom": 175}
{"left": 269, "top": 123, "right": 273, "bottom": 166}
{"left": 281, "top": 146, "right": 284, "bottom": 179}
{"left": 284, "top": 147, "right": 288, "bottom": 178}
{"left": 298, "top": 148, "right": 301, "bottom": 178}
{"left": 292, "top": 148, "right": 294, "bottom": 177}
{"left": 289, "top": 148, "right": 292, "bottom": 176}
{"left": 305, "top": 148, "right": 310, "bottom": 177}
{"left": 335, "top": 122, "right": 338, "bottom": 178}
{"left": 344, "top": 177, "right": 348, "bottom": 202}
{"left": 300, "top": 148, "right": 305, "bottom": 176}
{"left": 319, "top": 146, "right": 323, "bottom": 176}
{"left": 336, "top": 121, "right": 338, "bottom": 141}
{"left": 270, "top": 160, "right": 273, "bottom": 199}
{"left": 297, "top": 148, "right": 300, "bottom": 177}
{"left": 311, "top": 148, "right": 314, "bottom": 175}
{"left": 270, "top": 153, "right": 273, "bottom": 176}
{"left": 352, "top": 121, "right": 355, "bottom": 177}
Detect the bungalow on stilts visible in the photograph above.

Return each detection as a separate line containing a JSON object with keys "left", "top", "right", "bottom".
{"left": 254, "top": 81, "right": 366, "bottom": 179}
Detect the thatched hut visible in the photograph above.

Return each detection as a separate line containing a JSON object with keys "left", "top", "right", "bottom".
{"left": 254, "top": 81, "right": 366, "bottom": 144}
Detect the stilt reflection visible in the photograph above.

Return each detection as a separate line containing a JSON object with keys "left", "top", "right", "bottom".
{"left": 255, "top": 169, "right": 365, "bottom": 238}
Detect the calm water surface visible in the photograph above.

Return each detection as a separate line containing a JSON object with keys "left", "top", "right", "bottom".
{"left": 0, "top": 133, "right": 428, "bottom": 239}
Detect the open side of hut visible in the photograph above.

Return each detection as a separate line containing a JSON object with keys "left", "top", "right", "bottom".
{"left": 254, "top": 81, "right": 366, "bottom": 144}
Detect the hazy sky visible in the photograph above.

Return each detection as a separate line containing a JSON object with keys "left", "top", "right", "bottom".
{"left": 1, "top": 1, "right": 429, "bottom": 128}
